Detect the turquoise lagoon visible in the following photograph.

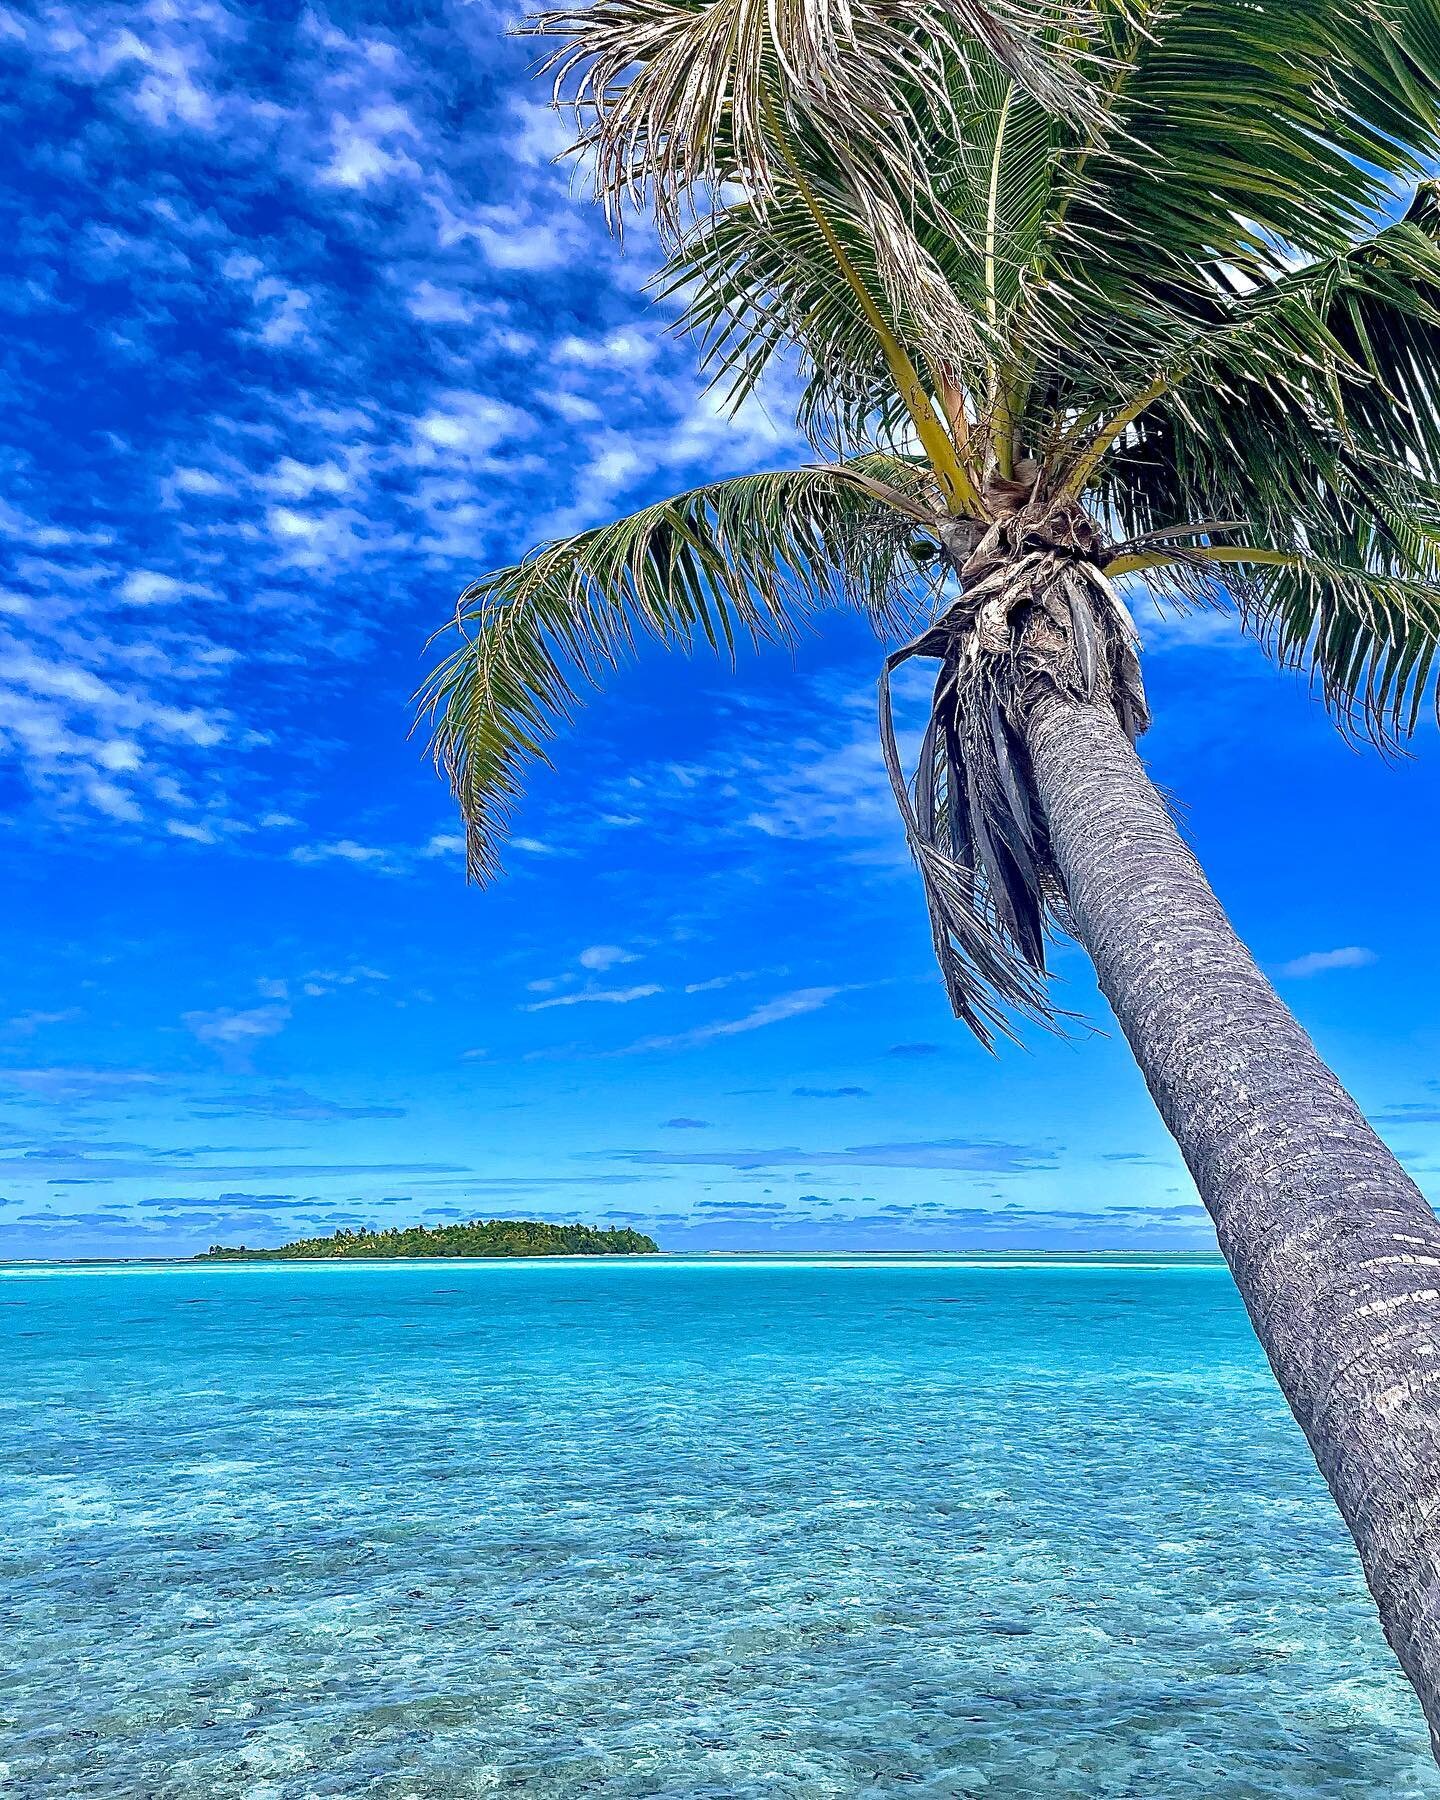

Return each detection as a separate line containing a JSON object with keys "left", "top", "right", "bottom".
{"left": 3, "top": 1255, "right": 1436, "bottom": 1797}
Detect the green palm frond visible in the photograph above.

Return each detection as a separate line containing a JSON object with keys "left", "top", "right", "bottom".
{"left": 657, "top": 6, "right": 1440, "bottom": 477}
{"left": 664, "top": 56, "right": 1062, "bottom": 457}
{"left": 1254, "top": 553, "right": 1440, "bottom": 736}
{"left": 1087, "top": 188, "right": 1440, "bottom": 731}
{"left": 417, "top": 460, "right": 939, "bottom": 878}
{"left": 1307, "top": 182, "right": 1440, "bottom": 479}
{"left": 1110, "top": 539, "right": 1440, "bottom": 737}
{"left": 942, "top": 63, "right": 1060, "bottom": 328}
{"left": 667, "top": 181, "right": 944, "bottom": 452}
{"left": 1027, "top": 2, "right": 1440, "bottom": 365}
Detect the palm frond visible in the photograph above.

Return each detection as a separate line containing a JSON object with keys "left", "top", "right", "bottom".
{"left": 528, "top": 0, "right": 1101, "bottom": 232}
{"left": 1087, "top": 191, "right": 1440, "bottom": 734}
{"left": 1252, "top": 553, "right": 1440, "bottom": 737}
{"left": 660, "top": 8, "right": 1440, "bottom": 477}
{"left": 666, "top": 178, "right": 955, "bottom": 454}
{"left": 1056, "top": 3, "right": 1440, "bottom": 283}
{"left": 418, "top": 460, "right": 938, "bottom": 878}
{"left": 1113, "top": 536, "right": 1440, "bottom": 739}
{"left": 881, "top": 528, "right": 1148, "bottom": 1046}
{"left": 1009, "top": 1, "right": 1440, "bottom": 423}
{"left": 660, "top": 70, "right": 1063, "bottom": 475}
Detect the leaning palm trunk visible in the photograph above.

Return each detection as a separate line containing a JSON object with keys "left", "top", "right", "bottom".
{"left": 875, "top": 509, "right": 1440, "bottom": 1743}
{"left": 1029, "top": 684, "right": 1440, "bottom": 1742}
{"left": 1026, "top": 682, "right": 1440, "bottom": 1748}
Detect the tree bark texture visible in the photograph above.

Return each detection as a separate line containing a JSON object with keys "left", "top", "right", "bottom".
{"left": 1024, "top": 689, "right": 1440, "bottom": 1752}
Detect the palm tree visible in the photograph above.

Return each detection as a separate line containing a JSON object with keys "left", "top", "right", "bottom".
{"left": 420, "top": 0, "right": 1440, "bottom": 1743}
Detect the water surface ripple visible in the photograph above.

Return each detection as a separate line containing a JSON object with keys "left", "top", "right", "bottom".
{"left": 3, "top": 1256, "right": 1435, "bottom": 1796}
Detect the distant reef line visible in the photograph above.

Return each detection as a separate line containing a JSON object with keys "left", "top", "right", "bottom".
{"left": 196, "top": 1219, "right": 660, "bottom": 1261}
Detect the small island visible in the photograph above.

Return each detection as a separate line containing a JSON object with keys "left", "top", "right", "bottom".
{"left": 197, "top": 1219, "right": 660, "bottom": 1260}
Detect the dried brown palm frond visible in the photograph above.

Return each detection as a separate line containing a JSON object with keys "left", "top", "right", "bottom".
{"left": 881, "top": 489, "right": 1147, "bottom": 1043}
{"left": 527, "top": 0, "right": 1103, "bottom": 234}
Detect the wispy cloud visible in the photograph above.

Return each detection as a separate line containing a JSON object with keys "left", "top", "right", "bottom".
{"left": 615, "top": 987, "right": 844, "bottom": 1055}
{"left": 1275, "top": 946, "right": 1377, "bottom": 979}
{"left": 684, "top": 971, "right": 755, "bottom": 994}
{"left": 182, "top": 1003, "right": 291, "bottom": 1052}
{"left": 3, "top": 1009, "right": 81, "bottom": 1037}
{"left": 5, "top": 1147, "right": 469, "bottom": 1183}
{"left": 524, "top": 983, "right": 663, "bottom": 1012}
{"left": 190, "top": 1087, "right": 406, "bottom": 1123}
{"left": 579, "top": 944, "right": 636, "bottom": 972}
{"left": 0, "top": 0, "right": 795, "bottom": 859}
{"left": 0, "top": 1066, "right": 163, "bottom": 1101}
{"left": 592, "top": 1136, "right": 1051, "bottom": 1172}
{"left": 290, "top": 840, "right": 394, "bottom": 868}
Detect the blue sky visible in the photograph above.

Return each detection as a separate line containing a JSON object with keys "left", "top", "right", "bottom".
{"left": 2, "top": 0, "right": 1439, "bottom": 1260}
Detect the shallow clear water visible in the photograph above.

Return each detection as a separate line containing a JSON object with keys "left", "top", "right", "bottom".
{"left": 3, "top": 1255, "right": 1436, "bottom": 1798}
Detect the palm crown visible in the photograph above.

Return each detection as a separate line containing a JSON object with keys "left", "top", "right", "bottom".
{"left": 421, "top": 0, "right": 1440, "bottom": 1040}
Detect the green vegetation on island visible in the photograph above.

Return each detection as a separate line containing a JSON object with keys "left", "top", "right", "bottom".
{"left": 197, "top": 1219, "right": 660, "bottom": 1260}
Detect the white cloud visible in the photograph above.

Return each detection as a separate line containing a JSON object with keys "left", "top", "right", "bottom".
{"left": 4, "top": 654, "right": 194, "bottom": 727}
{"left": 579, "top": 944, "right": 637, "bottom": 972}
{"left": 4, "top": 1008, "right": 80, "bottom": 1035}
{"left": 425, "top": 160, "right": 593, "bottom": 269}
{"left": 290, "top": 839, "right": 391, "bottom": 866}
{"left": 267, "top": 506, "right": 323, "bottom": 542}
{"left": 1275, "top": 946, "right": 1377, "bottom": 980}
{"left": 411, "top": 391, "right": 528, "bottom": 460}
{"left": 118, "top": 569, "right": 214, "bottom": 606}
{"left": 556, "top": 329, "right": 655, "bottom": 369}
{"left": 169, "top": 466, "right": 232, "bottom": 498}
{"left": 263, "top": 458, "right": 351, "bottom": 501}
{"left": 525, "top": 984, "right": 663, "bottom": 1012}
{"left": 0, "top": 0, "right": 795, "bottom": 869}
{"left": 618, "top": 987, "right": 843, "bottom": 1054}
{"left": 255, "top": 284, "right": 311, "bottom": 346}
{"left": 89, "top": 26, "right": 218, "bottom": 132}
{"left": 0, "top": 1064, "right": 161, "bottom": 1099}
{"left": 506, "top": 97, "right": 572, "bottom": 167}
{"left": 470, "top": 217, "right": 566, "bottom": 271}
{"left": 319, "top": 104, "right": 422, "bottom": 190}
{"left": 299, "top": 964, "right": 389, "bottom": 997}
{"left": 684, "top": 971, "right": 755, "bottom": 994}
{"left": 405, "top": 280, "right": 475, "bottom": 324}
{"left": 550, "top": 391, "right": 602, "bottom": 424}
{"left": 183, "top": 1002, "right": 291, "bottom": 1049}
{"left": 744, "top": 731, "right": 896, "bottom": 846}
{"left": 86, "top": 778, "right": 143, "bottom": 821}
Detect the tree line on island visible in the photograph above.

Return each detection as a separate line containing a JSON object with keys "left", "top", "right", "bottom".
{"left": 198, "top": 1219, "right": 660, "bottom": 1260}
